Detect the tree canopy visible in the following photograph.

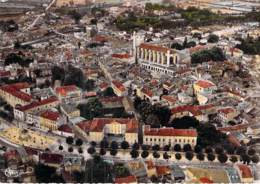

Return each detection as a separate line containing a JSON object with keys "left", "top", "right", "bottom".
{"left": 191, "top": 47, "right": 226, "bottom": 64}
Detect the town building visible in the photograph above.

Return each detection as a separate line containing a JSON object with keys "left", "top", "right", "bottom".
{"left": 76, "top": 118, "right": 138, "bottom": 144}
{"left": 0, "top": 83, "right": 32, "bottom": 107}
{"left": 136, "top": 43, "right": 180, "bottom": 75}
{"left": 143, "top": 125, "right": 197, "bottom": 147}
{"left": 55, "top": 85, "right": 82, "bottom": 104}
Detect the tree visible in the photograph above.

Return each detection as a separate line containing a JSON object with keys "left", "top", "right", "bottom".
{"left": 215, "top": 146, "right": 224, "bottom": 154}
{"left": 84, "top": 79, "right": 95, "bottom": 91}
{"left": 150, "top": 175, "right": 159, "bottom": 183}
{"left": 100, "top": 139, "right": 109, "bottom": 148}
{"left": 191, "top": 47, "right": 226, "bottom": 64}
{"left": 76, "top": 139, "right": 83, "bottom": 146}
{"left": 205, "top": 146, "right": 213, "bottom": 154}
{"left": 174, "top": 144, "right": 181, "bottom": 152}
{"left": 248, "top": 149, "right": 256, "bottom": 156}
{"left": 226, "top": 145, "right": 236, "bottom": 155}
{"left": 251, "top": 155, "right": 259, "bottom": 164}
{"left": 91, "top": 141, "right": 97, "bottom": 147}
{"left": 121, "top": 141, "right": 130, "bottom": 150}
{"left": 208, "top": 34, "right": 219, "bottom": 43}
{"left": 183, "top": 144, "right": 192, "bottom": 152}
{"left": 133, "top": 96, "right": 142, "bottom": 110}
{"left": 170, "top": 116, "right": 199, "bottom": 129}
{"left": 103, "top": 87, "right": 116, "bottom": 97}
{"left": 153, "top": 151, "right": 160, "bottom": 159}
{"left": 141, "top": 150, "right": 149, "bottom": 159}
{"left": 110, "top": 141, "right": 118, "bottom": 150}
{"left": 100, "top": 148, "right": 106, "bottom": 156}
{"left": 84, "top": 155, "right": 113, "bottom": 183}
{"left": 171, "top": 42, "right": 183, "bottom": 50}
{"left": 146, "top": 114, "right": 160, "bottom": 128}
{"left": 66, "top": 136, "right": 74, "bottom": 145}
{"left": 194, "top": 145, "right": 202, "bottom": 153}
{"left": 185, "top": 151, "right": 194, "bottom": 161}
{"left": 73, "top": 171, "right": 85, "bottom": 183}
{"left": 152, "top": 144, "right": 160, "bottom": 151}
{"left": 64, "top": 65, "right": 85, "bottom": 88}
{"left": 130, "top": 149, "right": 139, "bottom": 159}
{"left": 218, "top": 153, "right": 228, "bottom": 163}
{"left": 87, "top": 147, "right": 96, "bottom": 155}
{"left": 68, "top": 147, "right": 73, "bottom": 153}
{"left": 78, "top": 98, "right": 103, "bottom": 120}
{"left": 230, "top": 156, "right": 238, "bottom": 163}
{"left": 132, "top": 142, "right": 140, "bottom": 150}
{"left": 207, "top": 153, "right": 215, "bottom": 161}
{"left": 51, "top": 66, "right": 65, "bottom": 83}
{"left": 34, "top": 163, "right": 64, "bottom": 183}
{"left": 78, "top": 147, "right": 83, "bottom": 154}
{"left": 163, "top": 145, "right": 170, "bottom": 152}
{"left": 142, "top": 144, "right": 150, "bottom": 151}
{"left": 58, "top": 145, "right": 63, "bottom": 151}
{"left": 236, "top": 146, "right": 247, "bottom": 156}
{"left": 163, "top": 152, "right": 170, "bottom": 160}
{"left": 69, "top": 10, "right": 82, "bottom": 24}
{"left": 110, "top": 149, "right": 118, "bottom": 156}
{"left": 175, "top": 153, "right": 182, "bottom": 160}
{"left": 241, "top": 154, "right": 251, "bottom": 165}
{"left": 196, "top": 153, "right": 205, "bottom": 161}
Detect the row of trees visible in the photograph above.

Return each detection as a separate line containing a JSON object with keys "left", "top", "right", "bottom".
{"left": 171, "top": 37, "right": 196, "bottom": 50}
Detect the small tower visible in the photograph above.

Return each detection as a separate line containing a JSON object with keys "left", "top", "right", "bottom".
{"left": 132, "top": 31, "right": 145, "bottom": 64}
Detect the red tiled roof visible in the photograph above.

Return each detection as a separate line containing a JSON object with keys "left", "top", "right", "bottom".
{"left": 40, "top": 110, "right": 60, "bottom": 121}
{"left": 218, "top": 108, "right": 235, "bottom": 114}
{"left": 161, "top": 95, "right": 176, "bottom": 104}
{"left": 237, "top": 164, "right": 253, "bottom": 178}
{"left": 100, "top": 96, "right": 123, "bottom": 103}
{"left": 141, "top": 87, "right": 153, "bottom": 98}
{"left": 218, "top": 123, "right": 250, "bottom": 132}
{"left": 39, "top": 153, "right": 63, "bottom": 165}
{"left": 195, "top": 80, "right": 215, "bottom": 88}
{"left": 93, "top": 35, "right": 109, "bottom": 42}
{"left": 145, "top": 160, "right": 155, "bottom": 170}
{"left": 199, "top": 177, "right": 214, "bottom": 183}
{"left": 139, "top": 43, "right": 175, "bottom": 54}
{"left": 115, "top": 175, "right": 137, "bottom": 183}
{"left": 0, "top": 70, "right": 11, "bottom": 78}
{"left": 156, "top": 166, "right": 171, "bottom": 176}
{"left": 58, "top": 124, "right": 73, "bottom": 133}
{"left": 25, "top": 147, "right": 39, "bottom": 155}
{"left": 0, "top": 83, "right": 32, "bottom": 102}
{"left": 56, "top": 85, "right": 79, "bottom": 96}
{"left": 99, "top": 82, "right": 109, "bottom": 90}
{"left": 144, "top": 126, "right": 197, "bottom": 137}
{"left": 171, "top": 104, "right": 214, "bottom": 116}
{"left": 16, "top": 96, "right": 58, "bottom": 112}
{"left": 112, "top": 53, "right": 131, "bottom": 59}
{"left": 77, "top": 118, "right": 138, "bottom": 133}
{"left": 4, "top": 150, "right": 20, "bottom": 161}
{"left": 112, "top": 80, "right": 126, "bottom": 92}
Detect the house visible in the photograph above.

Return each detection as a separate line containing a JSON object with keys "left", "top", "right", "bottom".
{"left": 60, "top": 103, "right": 80, "bottom": 119}
{"left": 218, "top": 107, "right": 238, "bottom": 122}
{"left": 111, "top": 80, "right": 127, "bottom": 97}
{"left": 55, "top": 85, "right": 82, "bottom": 104}
{"left": 39, "top": 153, "right": 63, "bottom": 168}
{"left": 76, "top": 118, "right": 138, "bottom": 144}
{"left": 40, "top": 110, "right": 63, "bottom": 131}
{"left": 161, "top": 95, "right": 176, "bottom": 107}
{"left": 145, "top": 160, "right": 156, "bottom": 178}
{"left": 63, "top": 154, "right": 84, "bottom": 172}
{"left": 0, "top": 83, "right": 32, "bottom": 107}
{"left": 193, "top": 80, "right": 216, "bottom": 96}
{"left": 236, "top": 164, "right": 253, "bottom": 183}
{"left": 14, "top": 96, "right": 59, "bottom": 126}
{"left": 185, "top": 167, "right": 230, "bottom": 183}
{"left": 143, "top": 125, "right": 197, "bottom": 147}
